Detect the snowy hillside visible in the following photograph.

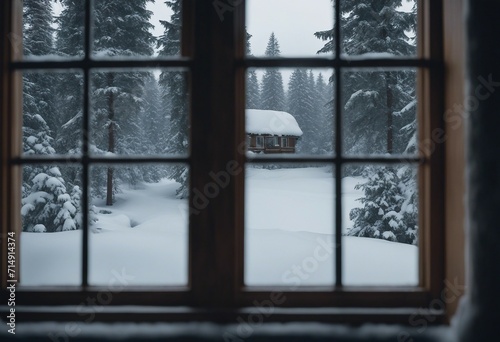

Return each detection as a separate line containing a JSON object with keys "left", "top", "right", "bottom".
{"left": 20, "top": 167, "right": 417, "bottom": 287}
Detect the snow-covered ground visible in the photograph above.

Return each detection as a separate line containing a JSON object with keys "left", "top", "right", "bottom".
{"left": 20, "top": 167, "right": 417, "bottom": 287}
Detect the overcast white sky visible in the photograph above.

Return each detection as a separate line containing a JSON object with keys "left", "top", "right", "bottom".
{"left": 246, "top": 0, "right": 333, "bottom": 57}
{"left": 150, "top": 0, "right": 334, "bottom": 87}
{"left": 146, "top": 0, "right": 333, "bottom": 56}
{"left": 53, "top": 0, "right": 413, "bottom": 88}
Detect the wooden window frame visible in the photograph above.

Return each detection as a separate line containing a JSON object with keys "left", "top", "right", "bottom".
{"left": 0, "top": 0, "right": 459, "bottom": 324}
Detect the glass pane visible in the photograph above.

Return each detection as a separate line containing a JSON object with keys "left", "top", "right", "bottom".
{"left": 22, "top": 71, "right": 84, "bottom": 156}
{"left": 20, "top": 0, "right": 84, "bottom": 60}
{"left": 92, "top": 0, "right": 181, "bottom": 59}
{"left": 246, "top": 0, "right": 334, "bottom": 58}
{"left": 20, "top": 164, "right": 82, "bottom": 285}
{"left": 342, "top": 69, "right": 417, "bottom": 156}
{"left": 245, "top": 164, "right": 335, "bottom": 286}
{"left": 246, "top": 68, "right": 334, "bottom": 156}
{"left": 89, "top": 164, "right": 189, "bottom": 286}
{"left": 340, "top": 0, "right": 417, "bottom": 57}
{"left": 90, "top": 69, "right": 189, "bottom": 156}
{"left": 342, "top": 164, "right": 419, "bottom": 286}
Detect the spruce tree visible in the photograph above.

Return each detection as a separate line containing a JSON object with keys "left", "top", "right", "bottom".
{"left": 348, "top": 166, "right": 417, "bottom": 244}
{"left": 287, "top": 69, "right": 314, "bottom": 153}
{"left": 261, "top": 33, "right": 286, "bottom": 111}
{"left": 315, "top": 1, "right": 418, "bottom": 243}
{"left": 91, "top": 0, "right": 155, "bottom": 205}
{"left": 246, "top": 31, "right": 261, "bottom": 109}
{"left": 314, "top": 73, "right": 334, "bottom": 154}
{"left": 140, "top": 74, "right": 169, "bottom": 183}
{"left": 315, "top": 0, "right": 416, "bottom": 154}
{"left": 157, "top": 0, "right": 190, "bottom": 198}
{"left": 23, "top": 0, "right": 54, "bottom": 57}
{"left": 23, "top": 0, "right": 57, "bottom": 138}
{"left": 54, "top": 0, "right": 85, "bottom": 161}
{"left": 22, "top": 0, "right": 73, "bottom": 232}
{"left": 21, "top": 167, "right": 86, "bottom": 232}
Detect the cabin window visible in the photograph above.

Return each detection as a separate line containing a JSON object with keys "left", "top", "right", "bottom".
{"left": 265, "top": 136, "right": 279, "bottom": 148}
{"left": 0, "top": 0, "right": 452, "bottom": 323}
{"left": 256, "top": 136, "right": 264, "bottom": 148}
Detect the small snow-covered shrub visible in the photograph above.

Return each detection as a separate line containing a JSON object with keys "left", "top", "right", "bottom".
{"left": 31, "top": 224, "right": 46, "bottom": 233}
{"left": 21, "top": 167, "right": 97, "bottom": 232}
{"left": 348, "top": 166, "right": 418, "bottom": 245}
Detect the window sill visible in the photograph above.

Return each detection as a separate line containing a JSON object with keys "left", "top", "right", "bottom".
{"left": 0, "top": 319, "right": 454, "bottom": 342}
{"left": 0, "top": 305, "right": 446, "bottom": 325}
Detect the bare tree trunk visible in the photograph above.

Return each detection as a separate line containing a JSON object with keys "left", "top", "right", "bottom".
{"left": 106, "top": 73, "right": 115, "bottom": 206}
{"left": 385, "top": 72, "right": 394, "bottom": 154}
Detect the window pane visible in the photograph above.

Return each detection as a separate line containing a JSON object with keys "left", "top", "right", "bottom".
{"left": 20, "top": 164, "right": 82, "bottom": 286}
{"left": 20, "top": 0, "right": 84, "bottom": 61}
{"left": 90, "top": 69, "right": 189, "bottom": 156}
{"left": 245, "top": 164, "right": 335, "bottom": 286}
{"left": 22, "top": 71, "right": 83, "bottom": 156}
{"left": 246, "top": 0, "right": 334, "bottom": 58}
{"left": 92, "top": 0, "right": 181, "bottom": 59}
{"left": 342, "top": 164, "right": 419, "bottom": 286}
{"left": 246, "top": 68, "right": 334, "bottom": 156}
{"left": 340, "top": 0, "right": 417, "bottom": 57}
{"left": 342, "top": 69, "right": 417, "bottom": 156}
{"left": 89, "top": 164, "right": 189, "bottom": 286}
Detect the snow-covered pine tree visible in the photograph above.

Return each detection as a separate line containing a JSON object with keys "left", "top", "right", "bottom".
{"left": 261, "top": 33, "right": 286, "bottom": 111}
{"left": 157, "top": 0, "right": 190, "bottom": 198}
{"left": 140, "top": 74, "right": 169, "bottom": 183}
{"left": 287, "top": 69, "right": 314, "bottom": 153}
{"left": 51, "top": 0, "right": 88, "bottom": 197}
{"left": 22, "top": 0, "right": 57, "bottom": 146}
{"left": 246, "top": 31, "right": 261, "bottom": 109}
{"left": 91, "top": 0, "right": 155, "bottom": 205}
{"left": 306, "top": 70, "right": 324, "bottom": 154}
{"left": 348, "top": 166, "right": 417, "bottom": 244}
{"left": 54, "top": 0, "right": 85, "bottom": 160}
{"left": 315, "top": 1, "right": 418, "bottom": 243}
{"left": 315, "top": 0, "right": 416, "bottom": 155}
{"left": 22, "top": 109, "right": 56, "bottom": 191}
{"left": 21, "top": 167, "right": 84, "bottom": 232}
{"left": 21, "top": 0, "right": 67, "bottom": 232}
{"left": 314, "top": 72, "right": 334, "bottom": 154}
{"left": 23, "top": 0, "right": 54, "bottom": 57}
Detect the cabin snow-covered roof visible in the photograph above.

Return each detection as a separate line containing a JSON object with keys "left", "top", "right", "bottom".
{"left": 246, "top": 109, "right": 303, "bottom": 137}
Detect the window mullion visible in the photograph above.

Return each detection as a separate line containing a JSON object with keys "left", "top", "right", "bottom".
{"left": 81, "top": 0, "right": 92, "bottom": 289}
{"left": 334, "top": 0, "right": 343, "bottom": 288}
{"left": 1, "top": 0, "right": 23, "bottom": 289}
{"left": 188, "top": 0, "right": 241, "bottom": 308}
{"left": 417, "top": 0, "right": 445, "bottom": 297}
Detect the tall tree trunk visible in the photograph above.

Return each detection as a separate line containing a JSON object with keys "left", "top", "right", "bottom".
{"left": 106, "top": 73, "right": 115, "bottom": 206}
{"left": 385, "top": 72, "right": 394, "bottom": 154}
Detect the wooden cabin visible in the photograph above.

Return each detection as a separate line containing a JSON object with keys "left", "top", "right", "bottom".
{"left": 246, "top": 109, "right": 303, "bottom": 154}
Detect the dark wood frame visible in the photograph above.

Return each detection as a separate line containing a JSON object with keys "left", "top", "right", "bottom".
{"left": 0, "top": 0, "right": 451, "bottom": 323}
